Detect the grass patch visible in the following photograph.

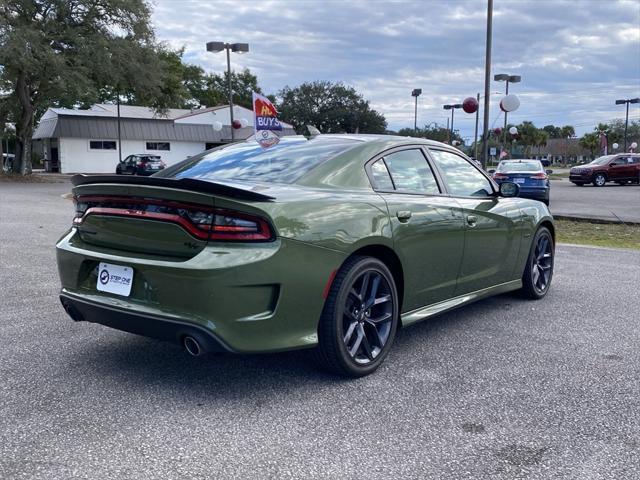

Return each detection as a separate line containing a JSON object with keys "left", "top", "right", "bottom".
{"left": 0, "top": 172, "right": 67, "bottom": 183}
{"left": 549, "top": 172, "right": 569, "bottom": 180}
{"left": 556, "top": 219, "right": 640, "bottom": 250}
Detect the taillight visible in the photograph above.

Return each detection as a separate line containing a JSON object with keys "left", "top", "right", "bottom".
{"left": 493, "top": 173, "right": 508, "bottom": 180}
{"left": 72, "top": 196, "right": 273, "bottom": 242}
{"left": 532, "top": 173, "right": 548, "bottom": 180}
{"left": 210, "top": 211, "right": 273, "bottom": 241}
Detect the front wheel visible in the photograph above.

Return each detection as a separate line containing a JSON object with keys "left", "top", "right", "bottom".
{"left": 593, "top": 173, "right": 606, "bottom": 187}
{"left": 520, "top": 227, "right": 554, "bottom": 299}
{"left": 315, "top": 256, "right": 399, "bottom": 377}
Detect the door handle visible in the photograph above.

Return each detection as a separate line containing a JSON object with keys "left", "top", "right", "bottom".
{"left": 396, "top": 210, "right": 412, "bottom": 222}
{"left": 466, "top": 215, "right": 477, "bottom": 227}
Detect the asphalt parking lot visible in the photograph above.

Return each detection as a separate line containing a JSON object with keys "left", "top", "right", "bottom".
{"left": 1, "top": 182, "right": 639, "bottom": 479}
{"left": 549, "top": 178, "right": 640, "bottom": 223}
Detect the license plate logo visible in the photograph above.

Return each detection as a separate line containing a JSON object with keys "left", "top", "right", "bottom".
{"left": 97, "top": 262, "right": 133, "bottom": 297}
{"left": 514, "top": 177, "right": 526, "bottom": 184}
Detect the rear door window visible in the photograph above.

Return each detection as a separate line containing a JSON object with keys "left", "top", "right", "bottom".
{"left": 379, "top": 149, "right": 440, "bottom": 194}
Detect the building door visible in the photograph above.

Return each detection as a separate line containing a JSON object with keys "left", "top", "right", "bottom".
{"left": 51, "top": 147, "right": 59, "bottom": 173}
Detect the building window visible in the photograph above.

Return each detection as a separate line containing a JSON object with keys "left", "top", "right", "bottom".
{"left": 89, "top": 140, "right": 117, "bottom": 150}
{"left": 146, "top": 142, "right": 170, "bottom": 151}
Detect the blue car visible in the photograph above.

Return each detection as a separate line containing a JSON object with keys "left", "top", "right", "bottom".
{"left": 491, "top": 159, "right": 551, "bottom": 205}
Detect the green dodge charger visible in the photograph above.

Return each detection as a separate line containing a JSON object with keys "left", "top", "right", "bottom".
{"left": 57, "top": 135, "right": 555, "bottom": 377}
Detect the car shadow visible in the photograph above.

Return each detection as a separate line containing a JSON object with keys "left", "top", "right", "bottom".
{"left": 71, "top": 292, "right": 530, "bottom": 399}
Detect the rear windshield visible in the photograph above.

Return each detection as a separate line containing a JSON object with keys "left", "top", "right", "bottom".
{"left": 497, "top": 160, "right": 542, "bottom": 172}
{"left": 158, "top": 136, "right": 360, "bottom": 184}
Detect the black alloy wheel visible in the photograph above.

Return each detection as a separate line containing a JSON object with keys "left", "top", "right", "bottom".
{"left": 315, "top": 256, "right": 399, "bottom": 377}
{"left": 521, "top": 227, "right": 554, "bottom": 299}
{"left": 342, "top": 269, "right": 394, "bottom": 365}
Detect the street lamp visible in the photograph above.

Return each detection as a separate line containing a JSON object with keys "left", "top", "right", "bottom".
{"left": 411, "top": 89, "right": 422, "bottom": 133}
{"left": 443, "top": 103, "right": 463, "bottom": 144}
{"left": 615, "top": 98, "right": 640, "bottom": 151}
{"left": 494, "top": 73, "right": 521, "bottom": 152}
{"left": 206, "top": 41, "right": 250, "bottom": 141}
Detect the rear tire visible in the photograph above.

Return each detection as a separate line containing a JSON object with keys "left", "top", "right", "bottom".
{"left": 314, "top": 256, "right": 399, "bottom": 377}
{"left": 593, "top": 173, "right": 606, "bottom": 187}
{"left": 520, "top": 227, "right": 554, "bottom": 300}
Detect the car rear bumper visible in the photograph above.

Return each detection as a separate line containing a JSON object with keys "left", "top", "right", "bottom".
{"left": 517, "top": 187, "right": 549, "bottom": 201}
{"left": 56, "top": 229, "right": 346, "bottom": 353}
{"left": 60, "top": 293, "right": 231, "bottom": 353}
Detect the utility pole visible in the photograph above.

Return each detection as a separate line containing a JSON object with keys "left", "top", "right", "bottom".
{"left": 474, "top": 92, "right": 480, "bottom": 160}
{"left": 481, "top": 0, "right": 493, "bottom": 169}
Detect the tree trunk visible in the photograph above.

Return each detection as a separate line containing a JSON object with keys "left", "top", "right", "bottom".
{"left": 15, "top": 72, "right": 34, "bottom": 176}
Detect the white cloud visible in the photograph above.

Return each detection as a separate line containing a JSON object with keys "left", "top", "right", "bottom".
{"left": 151, "top": 0, "right": 640, "bottom": 137}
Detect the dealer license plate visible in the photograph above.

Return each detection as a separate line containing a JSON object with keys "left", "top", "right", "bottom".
{"left": 96, "top": 262, "right": 133, "bottom": 297}
{"left": 514, "top": 177, "right": 526, "bottom": 184}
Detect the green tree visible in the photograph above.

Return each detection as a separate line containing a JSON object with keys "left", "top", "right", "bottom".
{"left": 0, "top": 0, "right": 186, "bottom": 175}
{"left": 542, "top": 125, "right": 561, "bottom": 138}
{"left": 580, "top": 132, "right": 599, "bottom": 156}
{"left": 397, "top": 123, "right": 463, "bottom": 145}
{"left": 278, "top": 81, "right": 386, "bottom": 134}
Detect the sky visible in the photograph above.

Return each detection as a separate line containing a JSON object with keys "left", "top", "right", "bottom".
{"left": 151, "top": 0, "right": 640, "bottom": 141}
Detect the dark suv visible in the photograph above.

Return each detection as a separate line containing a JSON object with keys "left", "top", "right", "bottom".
{"left": 116, "top": 155, "right": 166, "bottom": 176}
{"left": 570, "top": 153, "right": 640, "bottom": 186}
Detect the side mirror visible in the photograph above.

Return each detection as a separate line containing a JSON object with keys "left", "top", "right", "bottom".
{"left": 546, "top": 169, "right": 553, "bottom": 175}
{"left": 499, "top": 181, "right": 520, "bottom": 197}
{"left": 488, "top": 169, "right": 496, "bottom": 174}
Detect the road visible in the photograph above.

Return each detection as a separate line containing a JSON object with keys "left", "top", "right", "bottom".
{"left": 1, "top": 182, "right": 639, "bottom": 479}
{"left": 549, "top": 178, "right": 640, "bottom": 223}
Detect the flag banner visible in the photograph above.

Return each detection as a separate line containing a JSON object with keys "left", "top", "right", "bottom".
{"left": 253, "top": 92, "right": 282, "bottom": 148}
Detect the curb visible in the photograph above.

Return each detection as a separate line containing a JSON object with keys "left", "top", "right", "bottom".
{"left": 552, "top": 214, "right": 640, "bottom": 226}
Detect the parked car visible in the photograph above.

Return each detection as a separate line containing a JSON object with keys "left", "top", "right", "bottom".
{"left": 569, "top": 153, "right": 640, "bottom": 186}
{"left": 2, "top": 153, "right": 15, "bottom": 173}
{"left": 57, "top": 135, "right": 555, "bottom": 377}
{"left": 490, "top": 159, "right": 551, "bottom": 205}
{"left": 115, "top": 154, "right": 166, "bottom": 176}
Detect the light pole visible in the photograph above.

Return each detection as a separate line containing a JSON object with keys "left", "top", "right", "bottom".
{"left": 443, "top": 104, "right": 462, "bottom": 144}
{"left": 481, "top": 0, "right": 493, "bottom": 169}
{"left": 206, "top": 41, "right": 250, "bottom": 141}
{"left": 473, "top": 91, "right": 501, "bottom": 160}
{"left": 411, "top": 89, "right": 422, "bottom": 133}
{"left": 494, "top": 73, "right": 521, "bottom": 152}
{"left": 615, "top": 98, "right": 639, "bottom": 151}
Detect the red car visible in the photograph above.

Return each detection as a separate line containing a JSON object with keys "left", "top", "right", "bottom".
{"left": 569, "top": 153, "right": 640, "bottom": 186}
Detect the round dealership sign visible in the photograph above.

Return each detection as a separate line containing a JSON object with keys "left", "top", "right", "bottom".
{"left": 462, "top": 97, "right": 479, "bottom": 114}
{"left": 500, "top": 94, "right": 520, "bottom": 113}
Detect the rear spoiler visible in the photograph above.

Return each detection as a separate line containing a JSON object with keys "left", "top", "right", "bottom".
{"left": 71, "top": 175, "right": 275, "bottom": 202}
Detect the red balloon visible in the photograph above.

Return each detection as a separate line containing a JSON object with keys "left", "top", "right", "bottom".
{"left": 462, "top": 97, "right": 478, "bottom": 114}
{"left": 494, "top": 127, "right": 502, "bottom": 136}
{"left": 232, "top": 119, "right": 242, "bottom": 129}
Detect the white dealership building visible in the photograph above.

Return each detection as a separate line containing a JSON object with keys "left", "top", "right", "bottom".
{"left": 33, "top": 103, "right": 295, "bottom": 173}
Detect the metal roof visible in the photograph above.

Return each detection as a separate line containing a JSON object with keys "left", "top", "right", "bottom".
{"left": 34, "top": 116, "right": 244, "bottom": 142}
{"left": 33, "top": 104, "right": 296, "bottom": 142}
{"left": 48, "top": 104, "right": 193, "bottom": 120}
{"left": 34, "top": 115, "right": 296, "bottom": 142}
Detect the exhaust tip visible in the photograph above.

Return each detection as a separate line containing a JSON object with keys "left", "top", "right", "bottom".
{"left": 62, "top": 301, "right": 84, "bottom": 322}
{"left": 183, "top": 336, "right": 202, "bottom": 356}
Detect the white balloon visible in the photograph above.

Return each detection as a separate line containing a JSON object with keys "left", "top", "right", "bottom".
{"left": 509, "top": 126, "right": 518, "bottom": 135}
{"left": 631, "top": 142, "right": 638, "bottom": 149}
{"left": 212, "top": 121, "right": 223, "bottom": 132}
{"left": 500, "top": 94, "right": 520, "bottom": 113}
{"left": 239, "top": 118, "right": 249, "bottom": 128}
